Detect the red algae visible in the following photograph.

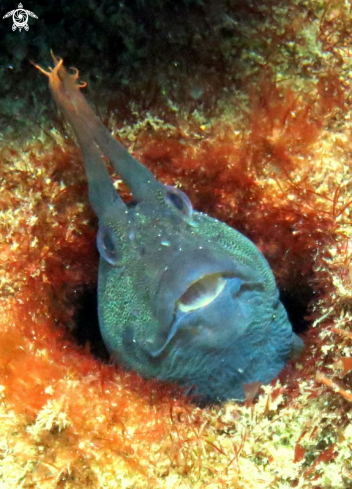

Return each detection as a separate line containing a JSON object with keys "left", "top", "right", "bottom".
{"left": 0, "top": 81, "right": 346, "bottom": 486}
{"left": 2, "top": 1, "right": 352, "bottom": 487}
{"left": 0, "top": 83, "right": 351, "bottom": 486}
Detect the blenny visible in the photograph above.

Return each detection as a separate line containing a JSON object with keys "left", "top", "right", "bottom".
{"left": 35, "top": 54, "right": 303, "bottom": 403}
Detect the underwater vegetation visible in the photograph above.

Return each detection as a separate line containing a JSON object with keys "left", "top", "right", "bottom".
{"left": 1, "top": 0, "right": 352, "bottom": 487}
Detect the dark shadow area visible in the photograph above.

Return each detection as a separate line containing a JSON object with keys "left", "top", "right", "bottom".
{"left": 73, "top": 287, "right": 110, "bottom": 361}
{"left": 0, "top": 0, "right": 296, "bottom": 138}
{"left": 280, "top": 286, "right": 313, "bottom": 336}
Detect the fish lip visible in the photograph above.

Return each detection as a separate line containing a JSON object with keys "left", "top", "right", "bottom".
{"left": 150, "top": 246, "right": 282, "bottom": 360}
{"left": 153, "top": 247, "right": 243, "bottom": 326}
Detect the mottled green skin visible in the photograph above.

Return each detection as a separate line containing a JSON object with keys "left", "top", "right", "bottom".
{"left": 40, "top": 55, "right": 302, "bottom": 403}
{"left": 98, "top": 202, "right": 297, "bottom": 402}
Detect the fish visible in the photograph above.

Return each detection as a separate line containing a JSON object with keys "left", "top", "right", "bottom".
{"left": 35, "top": 53, "right": 303, "bottom": 403}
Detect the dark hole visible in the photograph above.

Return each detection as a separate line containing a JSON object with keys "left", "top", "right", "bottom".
{"left": 279, "top": 285, "right": 313, "bottom": 336}
{"left": 72, "top": 287, "right": 109, "bottom": 361}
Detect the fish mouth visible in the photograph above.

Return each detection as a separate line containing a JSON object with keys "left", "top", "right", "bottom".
{"left": 151, "top": 270, "right": 234, "bottom": 356}
{"left": 154, "top": 247, "right": 243, "bottom": 327}
{"left": 147, "top": 246, "right": 268, "bottom": 358}
{"left": 177, "top": 272, "right": 227, "bottom": 312}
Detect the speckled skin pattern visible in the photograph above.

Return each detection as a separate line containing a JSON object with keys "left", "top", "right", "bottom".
{"left": 37, "top": 54, "right": 303, "bottom": 403}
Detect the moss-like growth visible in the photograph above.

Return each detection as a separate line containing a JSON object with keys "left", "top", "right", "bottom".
{"left": 1, "top": 0, "right": 352, "bottom": 487}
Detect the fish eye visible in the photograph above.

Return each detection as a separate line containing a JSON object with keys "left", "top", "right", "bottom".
{"left": 97, "top": 225, "right": 122, "bottom": 266}
{"left": 165, "top": 185, "right": 193, "bottom": 217}
{"left": 177, "top": 273, "right": 227, "bottom": 312}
